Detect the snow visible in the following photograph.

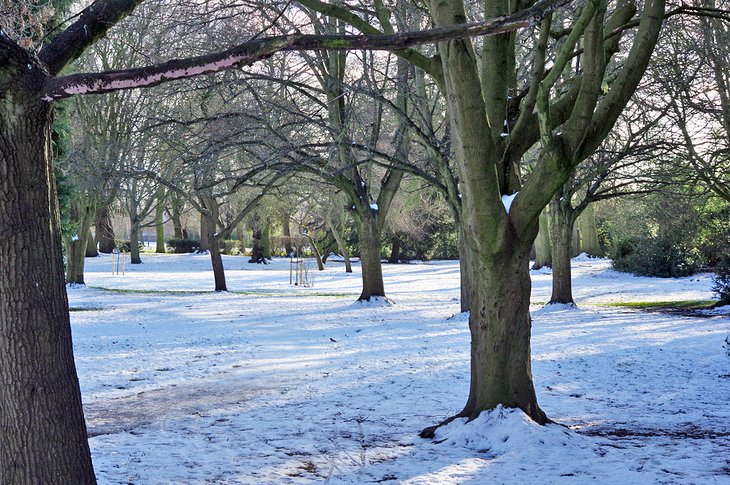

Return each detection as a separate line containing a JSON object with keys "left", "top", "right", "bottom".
{"left": 68, "top": 253, "right": 729, "bottom": 484}
{"left": 370, "top": 202, "right": 379, "bottom": 210}
{"left": 502, "top": 192, "right": 518, "bottom": 213}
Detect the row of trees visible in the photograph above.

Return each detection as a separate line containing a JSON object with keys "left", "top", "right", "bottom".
{"left": 1, "top": 0, "right": 727, "bottom": 481}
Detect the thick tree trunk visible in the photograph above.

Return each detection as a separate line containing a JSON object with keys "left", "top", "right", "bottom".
{"left": 129, "top": 223, "right": 142, "bottom": 264}
{"left": 548, "top": 197, "right": 576, "bottom": 305}
{"left": 0, "top": 65, "right": 95, "bottom": 482}
{"left": 533, "top": 209, "right": 552, "bottom": 270}
{"left": 458, "top": 226, "right": 473, "bottom": 313}
{"left": 209, "top": 236, "right": 227, "bottom": 291}
{"left": 357, "top": 212, "right": 386, "bottom": 300}
{"left": 95, "top": 204, "right": 116, "bottom": 253}
{"left": 85, "top": 226, "right": 98, "bottom": 257}
{"left": 578, "top": 203, "right": 602, "bottom": 257}
{"left": 423, "top": 223, "right": 548, "bottom": 435}
{"left": 388, "top": 235, "right": 402, "bottom": 263}
{"left": 155, "top": 186, "right": 166, "bottom": 253}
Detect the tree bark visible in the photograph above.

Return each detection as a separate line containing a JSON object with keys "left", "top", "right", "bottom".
{"left": 357, "top": 211, "right": 386, "bottom": 300}
{"left": 155, "top": 186, "right": 166, "bottom": 253}
{"left": 423, "top": 220, "right": 548, "bottom": 436}
{"left": 282, "top": 214, "right": 294, "bottom": 256}
{"left": 169, "top": 195, "right": 184, "bottom": 239}
{"left": 548, "top": 196, "right": 576, "bottom": 305}
{"left": 328, "top": 217, "right": 353, "bottom": 273}
{"left": 572, "top": 222, "right": 582, "bottom": 257}
{"left": 66, "top": 202, "right": 94, "bottom": 285}
{"left": 532, "top": 209, "right": 552, "bottom": 270}
{"left": 578, "top": 203, "right": 602, "bottom": 257}
{"left": 388, "top": 235, "right": 402, "bottom": 264}
{"left": 129, "top": 222, "right": 142, "bottom": 264}
{"left": 0, "top": 58, "right": 95, "bottom": 482}
{"left": 85, "top": 226, "right": 98, "bottom": 257}
{"left": 458, "top": 226, "right": 473, "bottom": 313}
{"left": 95, "top": 204, "right": 116, "bottom": 253}
{"left": 198, "top": 214, "right": 210, "bottom": 252}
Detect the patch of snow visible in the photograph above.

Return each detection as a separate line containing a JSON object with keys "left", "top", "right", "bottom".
{"left": 502, "top": 192, "right": 518, "bottom": 214}
{"left": 64, "top": 254, "right": 729, "bottom": 483}
{"left": 370, "top": 202, "right": 379, "bottom": 210}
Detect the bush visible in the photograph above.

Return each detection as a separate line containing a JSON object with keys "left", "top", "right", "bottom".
{"left": 713, "top": 255, "right": 730, "bottom": 305}
{"left": 612, "top": 235, "right": 697, "bottom": 277}
{"left": 120, "top": 240, "right": 144, "bottom": 253}
{"left": 219, "top": 239, "right": 243, "bottom": 255}
{"left": 167, "top": 238, "right": 199, "bottom": 253}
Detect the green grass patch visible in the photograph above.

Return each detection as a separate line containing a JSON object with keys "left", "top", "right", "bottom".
{"left": 602, "top": 300, "right": 716, "bottom": 310}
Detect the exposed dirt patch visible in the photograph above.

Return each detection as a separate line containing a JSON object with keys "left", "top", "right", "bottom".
{"left": 84, "top": 379, "right": 272, "bottom": 437}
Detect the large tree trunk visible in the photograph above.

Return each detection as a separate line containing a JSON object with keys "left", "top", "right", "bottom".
{"left": 548, "top": 197, "right": 576, "bottom": 305}
{"left": 129, "top": 222, "right": 142, "bottom": 264}
{"left": 578, "top": 203, "right": 603, "bottom": 257}
{"left": 532, "top": 209, "right": 552, "bottom": 270}
{"left": 424, "top": 221, "right": 547, "bottom": 436}
{"left": 357, "top": 212, "right": 386, "bottom": 300}
{"left": 458, "top": 226, "right": 473, "bottom": 313}
{"left": 95, "top": 204, "right": 116, "bottom": 253}
{"left": 0, "top": 62, "right": 95, "bottom": 482}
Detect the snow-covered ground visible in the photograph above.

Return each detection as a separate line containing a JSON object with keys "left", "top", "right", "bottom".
{"left": 68, "top": 253, "right": 730, "bottom": 484}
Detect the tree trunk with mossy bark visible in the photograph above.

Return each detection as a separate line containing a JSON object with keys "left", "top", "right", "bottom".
{"left": 0, "top": 46, "right": 95, "bottom": 482}
{"left": 533, "top": 209, "right": 552, "bottom": 270}
{"left": 578, "top": 203, "right": 602, "bottom": 257}
{"left": 549, "top": 194, "right": 577, "bottom": 305}
{"left": 356, "top": 211, "right": 386, "bottom": 300}
{"left": 66, "top": 202, "right": 94, "bottom": 285}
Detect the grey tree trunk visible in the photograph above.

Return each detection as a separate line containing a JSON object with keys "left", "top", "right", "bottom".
{"left": 458, "top": 226, "right": 473, "bottom": 313}
{"left": 198, "top": 214, "right": 210, "bottom": 252}
{"left": 328, "top": 218, "right": 353, "bottom": 273}
{"left": 0, "top": 53, "right": 95, "bottom": 482}
{"left": 533, "top": 209, "right": 552, "bottom": 270}
{"left": 357, "top": 212, "right": 386, "bottom": 300}
{"left": 129, "top": 223, "right": 142, "bottom": 264}
{"left": 578, "top": 203, "right": 602, "bottom": 257}
{"left": 549, "top": 196, "right": 576, "bottom": 305}
{"left": 155, "top": 186, "right": 166, "bottom": 253}
{"left": 95, "top": 204, "right": 116, "bottom": 253}
{"left": 66, "top": 203, "right": 94, "bottom": 285}
{"left": 572, "top": 223, "right": 582, "bottom": 257}
{"left": 85, "top": 227, "right": 98, "bottom": 257}
{"left": 169, "top": 195, "right": 184, "bottom": 239}
{"left": 282, "top": 214, "right": 294, "bottom": 256}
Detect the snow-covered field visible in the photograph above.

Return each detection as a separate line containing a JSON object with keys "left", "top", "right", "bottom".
{"left": 68, "top": 253, "right": 730, "bottom": 484}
